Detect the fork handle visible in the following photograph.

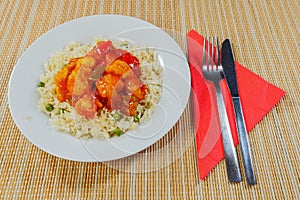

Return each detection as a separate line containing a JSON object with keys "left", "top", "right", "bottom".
{"left": 233, "top": 98, "right": 256, "bottom": 185}
{"left": 215, "top": 83, "right": 242, "bottom": 183}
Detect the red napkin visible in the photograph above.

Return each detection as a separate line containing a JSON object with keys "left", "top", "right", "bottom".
{"left": 187, "top": 30, "right": 286, "bottom": 180}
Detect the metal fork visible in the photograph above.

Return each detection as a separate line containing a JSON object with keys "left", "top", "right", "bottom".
{"left": 202, "top": 37, "right": 242, "bottom": 183}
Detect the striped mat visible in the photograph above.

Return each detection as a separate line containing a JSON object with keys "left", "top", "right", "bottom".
{"left": 0, "top": 0, "right": 299, "bottom": 199}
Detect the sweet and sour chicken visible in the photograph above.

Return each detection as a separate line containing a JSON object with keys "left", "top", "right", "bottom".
{"left": 54, "top": 40, "right": 148, "bottom": 119}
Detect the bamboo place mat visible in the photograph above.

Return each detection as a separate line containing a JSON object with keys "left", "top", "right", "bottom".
{"left": 0, "top": 0, "right": 299, "bottom": 199}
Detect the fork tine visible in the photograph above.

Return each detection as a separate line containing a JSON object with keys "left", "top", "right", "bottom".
{"left": 207, "top": 37, "right": 210, "bottom": 70}
{"left": 203, "top": 37, "right": 206, "bottom": 69}
{"left": 208, "top": 37, "right": 212, "bottom": 71}
{"left": 216, "top": 37, "right": 224, "bottom": 75}
{"left": 216, "top": 37, "right": 219, "bottom": 66}
{"left": 211, "top": 37, "right": 214, "bottom": 69}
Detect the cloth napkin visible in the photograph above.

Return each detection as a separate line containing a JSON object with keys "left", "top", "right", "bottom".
{"left": 187, "top": 30, "right": 286, "bottom": 180}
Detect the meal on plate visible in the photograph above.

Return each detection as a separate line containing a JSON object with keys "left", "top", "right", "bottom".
{"left": 37, "top": 39, "right": 163, "bottom": 138}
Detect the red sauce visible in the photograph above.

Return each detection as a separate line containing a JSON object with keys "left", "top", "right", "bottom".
{"left": 54, "top": 40, "right": 148, "bottom": 119}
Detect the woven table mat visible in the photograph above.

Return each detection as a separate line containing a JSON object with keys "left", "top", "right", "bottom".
{"left": 0, "top": 0, "right": 299, "bottom": 199}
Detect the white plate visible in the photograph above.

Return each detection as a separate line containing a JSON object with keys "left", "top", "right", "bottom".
{"left": 8, "top": 15, "right": 191, "bottom": 162}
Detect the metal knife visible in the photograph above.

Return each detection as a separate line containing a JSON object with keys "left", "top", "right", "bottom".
{"left": 221, "top": 39, "right": 256, "bottom": 185}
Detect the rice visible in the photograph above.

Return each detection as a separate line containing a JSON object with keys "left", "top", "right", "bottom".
{"left": 37, "top": 39, "right": 163, "bottom": 139}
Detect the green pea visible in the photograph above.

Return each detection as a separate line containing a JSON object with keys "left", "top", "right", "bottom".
{"left": 38, "top": 82, "right": 45, "bottom": 87}
{"left": 133, "top": 116, "right": 139, "bottom": 123}
{"left": 45, "top": 103, "right": 54, "bottom": 112}
{"left": 112, "top": 128, "right": 123, "bottom": 137}
{"left": 57, "top": 108, "right": 65, "bottom": 114}
{"left": 120, "top": 43, "right": 129, "bottom": 48}
{"left": 114, "top": 112, "right": 121, "bottom": 120}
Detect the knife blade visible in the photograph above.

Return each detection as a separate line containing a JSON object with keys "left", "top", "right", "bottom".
{"left": 222, "top": 39, "right": 256, "bottom": 185}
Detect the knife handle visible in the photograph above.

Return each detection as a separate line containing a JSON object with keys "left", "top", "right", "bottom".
{"left": 215, "top": 84, "right": 242, "bottom": 183}
{"left": 233, "top": 98, "right": 257, "bottom": 185}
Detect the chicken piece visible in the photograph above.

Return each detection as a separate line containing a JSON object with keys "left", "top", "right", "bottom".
{"left": 67, "top": 57, "right": 94, "bottom": 97}
{"left": 96, "top": 74, "right": 124, "bottom": 98}
{"left": 121, "top": 95, "right": 139, "bottom": 116}
{"left": 66, "top": 66, "right": 79, "bottom": 94}
{"left": 95, "top": 79, "right": 108, "bottom": 98}
{"left": 123, "top": 75, "right": 141, "bottom": 94}
{"left": 105, "top": 60, "right": 131, "bottom": 76}
{"left": 109, "top": 93, "right": 123, "bottom": 111}
{"left": 132, "top": 84, "right": 148, "bottom": 100}
{"left": 120, "top": 83, "right": 148, "bottom": 116}
{"left": 78, "top": 56, "right": 96, "bottom": 70}
{"left": 54, "top": 59, "right": 77, "bottom": 102}
{"left": 128, "top": 97, "right": 139, "bottom": 116}
{"left": 72, "top": 75, "right": 91, "bottom": 96}
{"left": 74, "top": 95, "right": 96, "bottom": 119}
